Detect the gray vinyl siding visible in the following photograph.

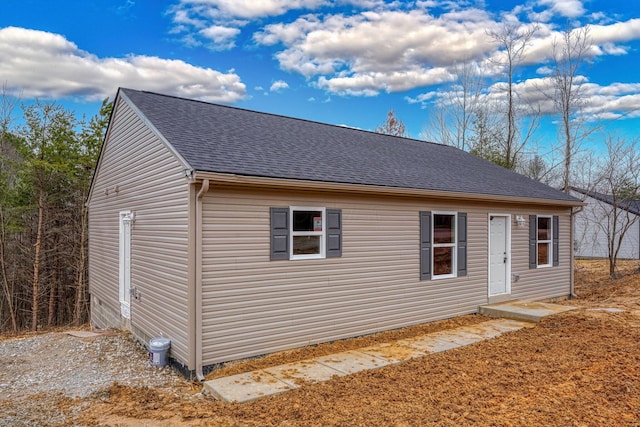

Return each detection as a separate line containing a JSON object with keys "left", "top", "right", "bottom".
{"left": 510, "top": 211, "right": 571, "bottom": 300}
{"left": 88, "top": 96, "right": 191, "bottom": 366}
{"left": 200, "top": 187, "right": 572, "bottom": 365}
{"left": 573, "top": 193, "right": 640, "bottom": 259}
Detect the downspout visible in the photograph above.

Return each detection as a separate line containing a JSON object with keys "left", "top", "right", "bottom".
{"left": 570, "top": 205, "right": 584, "bottom": 299}
{"left": 195, "top": 179, "right": 209, "bottom": 381}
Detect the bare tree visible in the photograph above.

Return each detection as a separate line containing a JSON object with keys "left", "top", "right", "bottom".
{"left": 576, "top": 136, "right": 640, "bottom": 278}
{"left": 487, "top": 23, "right": 540, "bottom": 169}
{"left": 548, "top": 25, "right": 593, "bottom": 192}
{"left": 422, "top": 60, "right": 484, "bottom": 150}
{"left": 375, "top": 108, "right": 408, "bottom": 137}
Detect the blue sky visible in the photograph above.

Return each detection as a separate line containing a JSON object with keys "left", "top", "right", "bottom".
{"left": 1, "top": 0, "right": 639, "bottom": 154}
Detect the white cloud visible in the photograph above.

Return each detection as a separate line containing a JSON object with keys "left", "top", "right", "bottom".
{"left": 270, "top": 80, "right": 289, "bottom": 91}
{"left": 405, "top": 91, "right": 438, "bottom": 108}
{"left": 254, "top": 14, "right": 324, "bottom": 46}
{"left": 596, "top": 43, "right": 628, "bottom": 56}
{"left": 536, "top": 0, "right": 585, "bottom": 18}
{"left": 169, "top": 0, "right": 329, "bottom": 50}
{"left": 536, "top": 65, "right": 554, "bottom": 75}
{"left": 193, "top": 0, "right": 327, "bottom": 19}
{"left": 199, "top": 25, "right": 241, "bottom": 49}
{"left": 590, "top": 18, "right": 640, "bottom": 45}
{"left": 257, "top": 9, "right": 497, "bottom": 95}
{"left": 317, "top": 67, "right": 452, "bottom": 95}
{"left": 499, "top": 19, "right": 640, "bottom": 67}
{"left": 0, "top": 27, "right": 246, "bottom": 103}
{"left": 253, "top": 2, "right": 640, "bottom": 104}
{"left": 579, "top": 83, "right": 640, "bottom": 120}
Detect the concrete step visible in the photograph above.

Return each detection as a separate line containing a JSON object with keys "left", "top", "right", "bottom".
{"left": 479, "top": 300, "right": 577, "bottom": 322}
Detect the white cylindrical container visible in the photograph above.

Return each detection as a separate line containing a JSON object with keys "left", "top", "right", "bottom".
{"left": 149, "top": 337, "right": 171, "bottom": 367}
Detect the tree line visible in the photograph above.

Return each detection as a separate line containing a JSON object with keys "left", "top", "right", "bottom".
{"left": 0, "top": 89, "right": 111, "bottom": 334}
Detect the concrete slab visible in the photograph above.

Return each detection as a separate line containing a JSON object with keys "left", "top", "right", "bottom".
{"left": 65, "top": 330, "right": 103, "bottom": 338}
{"left": 458, "top": 323, "right": 507, "bottom": 339}
{"left": 588, "top": 307, "right": 625, "bottom": 313}
{"left": 487, "top": 318, "right": 537, "bottom": 332}
{"left": 357, "top": 342, "right": 427, "bottom": 364}
{"left": 434, "top": 330, "right": 487, "bottom": 346}
{"left": 397, "top": 335, "right": 465, "bottom": 353}
{"left": 263, "top": 360, "right": 345, "bottom": 387}
{"left": 479, "top": 300, "right": 578, "bottom": 322}
{"left": 316, "top": 350, "right": 392, "bottom": 374}
{"left": 203, "top": 370, "right": 295, "bottom": 403}
{"left": 404, "top": 320, "right": 531, "bottom": 353}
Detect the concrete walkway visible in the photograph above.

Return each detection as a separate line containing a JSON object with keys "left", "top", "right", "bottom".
{"left": 479, "top": 300, "right": 577, "bottom": 322}
{"left": 203, "top": 301, "right": 577, "bottom": 403}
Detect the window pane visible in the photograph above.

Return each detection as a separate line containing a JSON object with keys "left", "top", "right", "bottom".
{"left": 434, "top": 246, "right": 453, "bottom": 275}
{"left": 293, "top": 210, "right": 323, "bottom": 232}
{"left": 537, "top": 217, "right": 551, "bottom": 240}
{"left": 293, "top": 236, "right": 321, "bottom": 255}
{"left": 434, "top": 214, "right": 455, "bottom": 244}
{"left": 538, "top": 242, "right": 549, "bottom": 265}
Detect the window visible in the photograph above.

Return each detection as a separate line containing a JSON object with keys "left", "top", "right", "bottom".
{"left": 537, "top": 216, "right": 552, "bottom": 267}
{"left": 270, "top": 207, "right": 342, "bottom": 260}
{"left": 529, "top": 215, "right": 559, "bottom": 269}
{"left": 291, "top": 207, "right": 325, "bottom": 259}
{"left": 420, "top": 211, "right": 467, "bottom": 280}
{"left": 433, "top": 213, "right": 457, "bottom": 277}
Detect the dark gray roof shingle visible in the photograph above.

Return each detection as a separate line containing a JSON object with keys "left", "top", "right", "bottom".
{"left": 121, "top": 88, "right": 579, "bottom": 204}
{"left": 571, "top": 187, "right": 640, "bottom": 215}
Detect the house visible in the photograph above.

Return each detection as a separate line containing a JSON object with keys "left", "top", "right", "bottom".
{"left": 571, "top": 187, "right": 640, "bottom": 259}
{"left": 88, "top": 88, "right": 582, "bottom": 378}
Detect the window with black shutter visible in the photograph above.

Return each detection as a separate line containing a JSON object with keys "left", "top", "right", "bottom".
{"left": 270, "top": 207, "right": 342, "bottom": 260}
{"left": 420, "top": 211, "right": 467, "bottom": 280}
{"left": 529, "top": 214, "right": 559, "bottom": 268}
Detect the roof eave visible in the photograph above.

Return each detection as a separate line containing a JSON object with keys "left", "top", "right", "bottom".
{"left": 194, "top": 171, "right": 584, "bottom": 207}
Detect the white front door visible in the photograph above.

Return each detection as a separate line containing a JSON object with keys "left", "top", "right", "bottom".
{"left": 119, "top": 211, "right": 132, "bottom": 319}
{"left": 489, "top": 215, "right": 510, "bottom": 297}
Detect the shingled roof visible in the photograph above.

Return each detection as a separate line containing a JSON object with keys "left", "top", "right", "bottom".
{"left": 120, "top": 88, "right": 579, "bottom": 204}
{"left": 571, "top": 187, "right": 640, "bottom": 215}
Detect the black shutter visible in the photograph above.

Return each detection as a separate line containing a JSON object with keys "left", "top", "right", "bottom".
{"left": 420, "top": 211, "right": 431, "bottom": 280}
{"left": 270, "top": 207, "right": 289, "bottom": 260}
{"left": 457, "top": 212, "right": 467, "bottom": 276}
{"left": 326, "top": 209, "right": 342, "bottom": 258}
{"left": 553, "top": 215, "right": 559, "bottom": 267}
{"left": 529, "top": 215, "right": 537, "bottom": 269}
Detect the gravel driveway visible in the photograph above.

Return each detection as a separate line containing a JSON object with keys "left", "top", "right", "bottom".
{"left": 0, "top": 331, "right": 188, "bottom": 426}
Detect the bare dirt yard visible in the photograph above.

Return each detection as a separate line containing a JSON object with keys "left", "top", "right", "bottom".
{"left": 2, "top": 259, "right": 640, "bottom": 426}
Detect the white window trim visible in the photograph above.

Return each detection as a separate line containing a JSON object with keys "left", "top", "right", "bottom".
{"left": 290, "top": 206, "right": 326, "bottom": 260}
{"left": 537, "top": 215, "right": 553, "bottom": 268}
{"left": 432, "top": 211, "right": 457, "bottom": 279}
